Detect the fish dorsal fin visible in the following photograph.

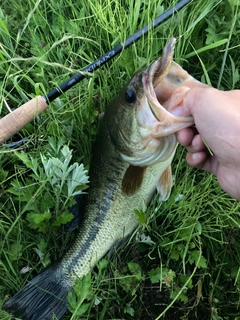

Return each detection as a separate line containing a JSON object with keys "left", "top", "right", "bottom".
{"left": 157, "top": 165, "right": 173, "bottom": 201}
{"left": 122, "top": 165, "right": 146, "bottom": 195}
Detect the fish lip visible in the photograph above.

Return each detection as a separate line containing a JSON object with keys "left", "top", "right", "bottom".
{"left": 142, "top": 68, "right": 164, "bottom": 122}
{"left": 141, "top": 39, "right": 195, "bottom": 137}
{"left": 142, "top": 72, "right": 159, "bottom": 119}
{"left": 143, "top": 69, "right": 194, "bottom": 136}
{"left": 142, "top": 38, "right": 177, "bottom": 122}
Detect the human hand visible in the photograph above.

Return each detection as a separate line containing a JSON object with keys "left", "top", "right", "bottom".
{"left": 176, "top": 86, "right": 240, "bottom": 200}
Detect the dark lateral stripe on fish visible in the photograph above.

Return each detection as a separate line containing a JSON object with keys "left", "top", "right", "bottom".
{"left": 61, "top": 183, "right": 117, "bottom": 272}
{"left": 3, "top": 37, "right": 198, "bottom": 320}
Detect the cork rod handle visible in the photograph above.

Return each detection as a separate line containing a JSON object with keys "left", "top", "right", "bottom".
{"left": 0, "top": 96, "right": 48, "bottom": 144}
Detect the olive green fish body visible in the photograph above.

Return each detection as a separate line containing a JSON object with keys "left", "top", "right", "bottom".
{"left": 3, "top": 38, "right": 200, "bottom": 320}
{"left": 58, "top": 117, "right": 177, "bottom": 284}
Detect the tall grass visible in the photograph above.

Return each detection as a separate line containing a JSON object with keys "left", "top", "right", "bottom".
{"left": 1, "top": 0, "right": 240, "bottom": 319}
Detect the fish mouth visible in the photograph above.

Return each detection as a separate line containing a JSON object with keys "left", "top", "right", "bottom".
{"left": 143, "top": 38, "right": 204, "bottom": 136}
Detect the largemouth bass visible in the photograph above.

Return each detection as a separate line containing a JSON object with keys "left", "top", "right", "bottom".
{"left": 3, "top": 38, "right": 199, "bottom": 320}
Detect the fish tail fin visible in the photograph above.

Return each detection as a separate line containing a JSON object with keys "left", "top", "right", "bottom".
{"left": 3, "top": 266, "right": 71, "bottom": 320}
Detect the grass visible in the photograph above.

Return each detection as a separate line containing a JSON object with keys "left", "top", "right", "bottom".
{"left": 0, "top": 0, "right": 240, "bottom": 319}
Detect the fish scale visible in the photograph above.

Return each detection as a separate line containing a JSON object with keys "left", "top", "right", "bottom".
{"left": 3, "top": 38, "right": 200, "bottom": 320}
{"left": 59, "top": 113, "right": 174, "bottom": 281}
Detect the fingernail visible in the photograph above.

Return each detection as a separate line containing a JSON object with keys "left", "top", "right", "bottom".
{"left": 192, "top": 152, "right": 198, "bottom": 161}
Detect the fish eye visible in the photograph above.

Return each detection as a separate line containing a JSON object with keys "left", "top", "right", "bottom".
{"left": 124, "top": 86, "right": 137, "bottom": 104}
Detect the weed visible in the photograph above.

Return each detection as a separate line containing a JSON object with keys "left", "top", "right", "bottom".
{"left": 1, "top": 0, "right": 240, "bottom": 319}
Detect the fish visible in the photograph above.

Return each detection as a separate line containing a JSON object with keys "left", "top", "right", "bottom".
{"left": 3, "top": 38, "right": 199, "bottom": 320}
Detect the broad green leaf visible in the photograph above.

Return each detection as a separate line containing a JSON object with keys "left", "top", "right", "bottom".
{"left": 148, "top": 267, "right": 161, "bottom": 284}
{"left": 52, "top": 212, "right": 74, "bottom": 227}
{"left": 188, "top": 250, "right": 207, "bottom": 269}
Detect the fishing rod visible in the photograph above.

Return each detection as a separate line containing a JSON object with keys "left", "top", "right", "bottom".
{"left": 0, "top": 0, "right": 191, "bottom": 144}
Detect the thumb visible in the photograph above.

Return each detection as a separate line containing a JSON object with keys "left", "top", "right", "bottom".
{"left": 169, "top": 84, "right": 211, "bottom": 118}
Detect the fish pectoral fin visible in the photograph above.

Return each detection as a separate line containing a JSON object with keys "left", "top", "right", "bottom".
{"left": 122, "top": 165, "right": 146, "bottom": 195}
{"left": 157, "top": 165, "right": 173, "bottom": 201}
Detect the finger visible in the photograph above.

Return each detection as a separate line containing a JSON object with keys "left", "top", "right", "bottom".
{"left": 186, "top": 134, "right": 206, "bottom": 153}
{"left": 186, "top": 151, "right": 208, "bottom": 168}
{"left": 201, "top": 155, "right": 219, "bottom": 176}
{"left": 186, "top": 151, "right": 219, "bottom": 176}
{"left": 176, "top": 127, "right": 197, "bottom": 146}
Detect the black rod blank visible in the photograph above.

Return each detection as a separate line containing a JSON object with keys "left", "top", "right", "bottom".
{"left": 46, "top": 0, "right": 191, "bottom": 103}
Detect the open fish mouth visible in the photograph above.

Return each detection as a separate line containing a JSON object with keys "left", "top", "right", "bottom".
{"left": 142, "top": 38, "right": 198, "bottom": 136}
